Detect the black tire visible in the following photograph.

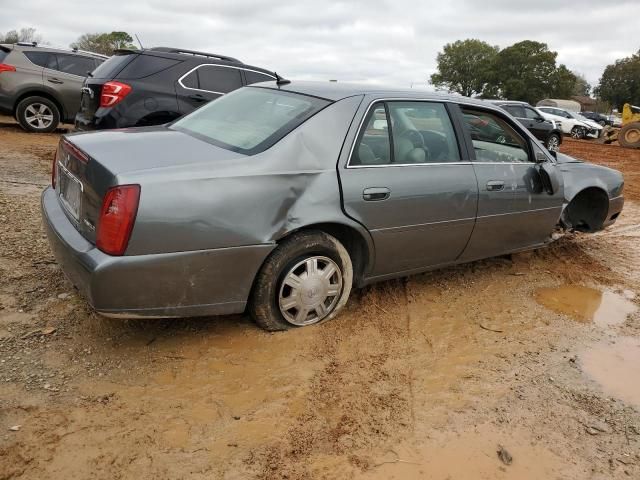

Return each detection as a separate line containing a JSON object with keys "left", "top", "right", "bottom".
{"left": 16, "top": 96, "right": 60, "bottom": 133}
{"left": 570, "top": 126, "right": 586, "bottom": 140}
{"left": 545, "top": 133, "right": 561, "bottom": 152}
{"left": 248, "top": 231, "right": 353, "bottom": 331}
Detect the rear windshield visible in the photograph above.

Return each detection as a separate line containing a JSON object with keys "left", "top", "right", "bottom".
{"left": 90, "top": 53, "right": 136, "bottom": 79}
{"left": 116, "top": 54, "right": 181, "bottom": 79}
{"left": 171, "top": 87, "right": 330, "bottom": 155}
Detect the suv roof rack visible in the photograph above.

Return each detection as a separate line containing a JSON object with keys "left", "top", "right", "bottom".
{"left": 16, "top": 41, "right": 38, "bottom": 47}
{"left": 71, "top": 47, "right": 109, "bottom": 59}
{"left": 149, "top": 47, "right": 242, "bottom": 63}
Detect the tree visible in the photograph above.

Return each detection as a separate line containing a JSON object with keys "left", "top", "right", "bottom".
{"left": 430, "top": 39, "right": 499, "bottom": 97}
{"left": 595, "top": 50, "right": 640, "bottom": 110}
{"left": 491, "top": 40, "right": 558, "bottom": 105}
{"left": 70, "top": 31, "right": 135, "bottom": 55}
{"left": 572, "top": 72, "right": 591, "bottom": 97}
{"left": 550, "top": 65, "right": 579, "bottom": 99}
{"left": 0, "top": 27, "right": 42, "bottom": 44}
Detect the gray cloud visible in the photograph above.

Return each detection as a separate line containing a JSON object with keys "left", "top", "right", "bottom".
{"left": 2, "top": 0, "right": 639, "bottom": 89}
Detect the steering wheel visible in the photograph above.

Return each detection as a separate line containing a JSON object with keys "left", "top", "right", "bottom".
{"left": 399, "top": 129, "right": 425, "bottom": 148}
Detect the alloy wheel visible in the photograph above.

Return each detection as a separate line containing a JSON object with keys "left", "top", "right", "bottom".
{"left": 24, "top": 103, "right": 54, "bottom": 130}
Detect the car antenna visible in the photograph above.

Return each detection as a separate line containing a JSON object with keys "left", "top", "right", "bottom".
{"left": 274, "top": 72, "right": 290, "bottom": 87}
{"left": 135, "top": 34, "right": 144, "bottom": 50}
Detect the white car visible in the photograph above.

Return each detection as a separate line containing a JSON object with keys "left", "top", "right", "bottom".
{"left": 537, "top": 106, "right": 603, "bottom": 139}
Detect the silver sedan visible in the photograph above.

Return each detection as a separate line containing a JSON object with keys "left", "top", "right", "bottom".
{"left": 42, "top": 81, "right": 624, "bottom": 330}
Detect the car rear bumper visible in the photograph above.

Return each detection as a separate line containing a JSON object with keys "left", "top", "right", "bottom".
{"left": 41, "top": 187, "right": 274, "bottom": 318}
{"left": 603, "top": 195, "right": 624, "bottom": 228}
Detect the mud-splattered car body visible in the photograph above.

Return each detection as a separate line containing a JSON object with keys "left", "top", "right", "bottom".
{"left": 41, "top": 81, "right": 624, "bottom": 323}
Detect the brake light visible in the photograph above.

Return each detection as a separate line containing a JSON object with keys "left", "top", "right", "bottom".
{"left": 0, "top": 64, "right": 16, "bottom": 73}
{"left": 96, "top": 185, "right": 140, "bottom": 256}
{"left": 52, "top": 149, "right": 57, "bottom": 188}
{"left": 100, "top": 81, "right": 131, "bottom": 108}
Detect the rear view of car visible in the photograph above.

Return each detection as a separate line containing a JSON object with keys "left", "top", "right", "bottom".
{"left": 75, "top": 47, "right": 276, "bottom": 131}
{"left": 0, "top": 43, "right": 106, "bottom": 133}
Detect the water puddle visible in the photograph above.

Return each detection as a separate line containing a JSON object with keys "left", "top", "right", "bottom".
{"left": 356, "top": 424, "right": 565, "bottom": 479}
{"left": 580, "top": 337, "right": 640, "bottom": 407}
{"left": 534, "top": 285, "right": 637, "bottom": 327}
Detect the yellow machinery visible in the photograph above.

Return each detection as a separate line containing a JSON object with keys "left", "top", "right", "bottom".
{"left": 619, "top": 103, "right": 640, "bottom": 149}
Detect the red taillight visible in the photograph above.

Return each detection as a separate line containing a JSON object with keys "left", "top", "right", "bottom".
{"left": 61, "top": 138, "right": 88, "bottom": 163}
{"left": 0, "top": 64, "right": 16, "bottom": 73}
{"left": 96, "top": 185, "right": 140, "bottom": 256}
{"left": 52, "top": 149, "right": 57, "bottom": 188}
{"left": 100, "top": 81, "right": 131, "bottom": 108}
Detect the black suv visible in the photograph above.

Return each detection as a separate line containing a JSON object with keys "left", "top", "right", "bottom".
{"left": 75, "top": 47, "right": 276, "bottom": 130}
{"left": 488, "top": 100, "right": 563, "bottom": 152}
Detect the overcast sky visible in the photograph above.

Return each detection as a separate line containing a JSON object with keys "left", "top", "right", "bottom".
{"left": 3, "top": 0, "right": 639, "bottom": 90}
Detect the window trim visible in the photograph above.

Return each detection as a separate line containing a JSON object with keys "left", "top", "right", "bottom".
{"left": 346, "top": 98, "right": 464, "bottom": 169}
{"left": 177, "top": 63, "right": 276, "bottom": 95}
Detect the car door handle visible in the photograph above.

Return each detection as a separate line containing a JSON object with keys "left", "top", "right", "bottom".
{"left": 486, "top": 181, "right": 505, "bottom": 191}
{"left": 47, "top": 78, "right": 64, "bottom": 84}
{"left": 188, "top": 94, "right": 207, "bottom": 102}
{"left": 363, "top": 187, "right": 390, "bottom": 201}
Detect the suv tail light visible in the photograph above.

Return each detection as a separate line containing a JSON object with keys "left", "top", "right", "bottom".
{"left": 51, "top": 149, "right": 58, "bottom": 188}
{"left": 0, "top": 64, "right": 16, "bottom": 73}
{"left": 100, "top": 81, "right": 132, "bottom": 108}
{"left": 96, "top": 185, "right": 140, "bottom": 256}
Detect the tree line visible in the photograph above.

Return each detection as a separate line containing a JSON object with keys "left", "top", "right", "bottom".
{"left": 430, "top": 38, "right": 639, "bottom": 110}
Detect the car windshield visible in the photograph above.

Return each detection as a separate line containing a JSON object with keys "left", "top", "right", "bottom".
{"left": 171, "top": 87, "right": 330, "bottom": 155}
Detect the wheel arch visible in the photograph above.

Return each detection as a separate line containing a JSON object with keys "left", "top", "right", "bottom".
{"left": 561, "top": 186, "right": 609, "bottom": 232}
{"left": 14, "top": 89, "right": 65, "bottom": 120}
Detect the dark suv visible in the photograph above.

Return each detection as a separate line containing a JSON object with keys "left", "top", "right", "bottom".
{"left": 75, "top": 47, "right": 276, "bottom": 130}
{"left": 488, "top": 100, "right": 563, "bottom": 152}
{"left": 580, "top": 111, "right": 612, "bottom": 127}
{"left": 0, "top": 42, "right": 106, "bottom": 132}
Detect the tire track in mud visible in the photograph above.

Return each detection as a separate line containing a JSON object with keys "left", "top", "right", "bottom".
{"left": 248, "top": 280, "right": 416, "bottom": 478}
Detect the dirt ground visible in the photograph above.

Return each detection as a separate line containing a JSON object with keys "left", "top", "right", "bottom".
{"left": 1, "top": 116, "right": 640, "bottom": 479}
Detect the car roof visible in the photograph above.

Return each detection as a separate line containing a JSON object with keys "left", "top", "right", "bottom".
{"left": 1, "top": 42, "right": 107, "bottom": 59}
{"left": 254, "top": 80, "right": 495, "bottom": 107}
{"left": 486, "top": 99, "right": 531, "bottom": 106}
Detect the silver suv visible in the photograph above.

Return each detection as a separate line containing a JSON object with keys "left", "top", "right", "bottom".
{"left": 0, "top": 42, "right": 106, "bottom": 132}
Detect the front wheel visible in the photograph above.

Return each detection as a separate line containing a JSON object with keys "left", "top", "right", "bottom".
{"left": 545, "top": 133, "right": 561, "bottom": 152}
{"left": 249, "top": 231, "right": 353, "bottom": 331}
{"left": 570, "top": 126, "right": 586, "bottom": 139}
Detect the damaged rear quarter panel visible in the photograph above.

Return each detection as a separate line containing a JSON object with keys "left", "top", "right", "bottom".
{"left": 122, "top": 94, "right": 367, "bottom": 255}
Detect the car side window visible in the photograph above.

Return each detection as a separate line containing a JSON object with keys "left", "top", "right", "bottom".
{"left": 23, "top": 51, "right": 51, "bottom": 68}
{"left": 351, "top": 104, "right": 392, "bottom": 166}
{"left": 504, "top": 105, "right": 525, "bottom": 118}
{"left": 197, "top": 65, "right": 243, "bottom": 93}
{"left": 181, "top": 70, "right": 199, "bottom": 89}
{"left": 461, "top": 108, "right": 530, "bottom": 163}
{"left": 245, "top": 70, "right": 275, "bottom": 85}
{"left": 387, "top": 101, "right": 460, "bottom": 163}
{"left": 523, "top": 107, "right": 541, "bottom": 120}
{"left": 55, "top": 54, "right": 96, "bottom": 77}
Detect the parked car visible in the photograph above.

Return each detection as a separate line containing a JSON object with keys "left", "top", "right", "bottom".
{"left": 0, "top": 42, "right": 106, "bottom": 132}
{"left": 42, "top": 82, "right": 624, "bottom": 331}
{"left": 487, "top": 100, "right": 563, "bottom": 151}
{"left": 580, "top": 111, "right": 612, "bottom": 127}
{"left": 75, "top": 47, "right": 276, "bottom": 131}
{"left": 537, "top": 106, "right": 603, "bottom": 139}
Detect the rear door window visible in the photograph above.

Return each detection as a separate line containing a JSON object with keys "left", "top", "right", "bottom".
{"left": 181, "top": 70, "right": 198, "bottom": 88}
{"left": 351, "top": 104, "right": 392, "bottom": 166}
{"left": 245, "top": 70, "right": 275, "bottom": 85}
{"left": 196, "top": 65, "right": 243, "bottom": 93}
{"left": 503, "top": 105, "right": 526, "bottom": 118}
{"left": 523, "top": 107, "right": 541, "bottom": 119}
{"left": 55, "top": 54, "right": 96, "bottom": 77}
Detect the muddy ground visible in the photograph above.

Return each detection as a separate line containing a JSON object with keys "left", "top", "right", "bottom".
{"left": 1, "top": 116, "right": 640, "bottom": 479}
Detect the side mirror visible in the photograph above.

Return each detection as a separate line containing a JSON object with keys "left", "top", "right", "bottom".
{"left": 536, "top": 116, "right": 545, "bottom": 122}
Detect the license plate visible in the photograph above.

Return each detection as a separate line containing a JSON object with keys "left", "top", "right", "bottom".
{"left": 58, "top": 165, "right": 83, "bottom": 221}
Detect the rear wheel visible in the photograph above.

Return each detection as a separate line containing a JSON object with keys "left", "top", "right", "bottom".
{"left": 16, "top": 96, "right": 60, "bottom": 133}
{"left": 249, "top": 231, "right": 353, "bottom": 331}
{"left": 570, "top": 126, "right": 586, "bottom": 139}
{"left": 545, "top": 133, "right": 561, "bottom": 152}
{"left": 618, "top": 122, "right": 640, "bottom": 149}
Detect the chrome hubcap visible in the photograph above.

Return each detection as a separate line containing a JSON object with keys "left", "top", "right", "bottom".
{"left": 571, "top": 127, "right": 583, "bottom": 139}
{"left": 25, "top": 103, "right": 54, "bottom": 129}
{"left": 278, "top": 256, "right": 342, "bottom": 326}
{"left": 547, "top": 136, "right": 559, "bottom": 151}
